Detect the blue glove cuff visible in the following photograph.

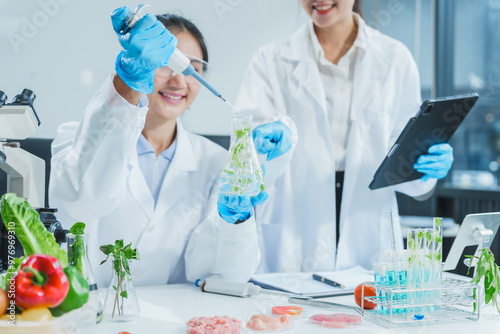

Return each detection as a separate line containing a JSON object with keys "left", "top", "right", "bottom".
{"left": 115, "top": 51, "right": 155, "bottom": 94}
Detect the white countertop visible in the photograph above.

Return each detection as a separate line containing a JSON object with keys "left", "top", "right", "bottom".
{"left": 91, "top": 284, "right": 500, "bottom": 334}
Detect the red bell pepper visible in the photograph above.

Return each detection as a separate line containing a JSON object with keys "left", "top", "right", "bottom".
{"left": 14, "top": 254, "right": 69, "bottom": 309}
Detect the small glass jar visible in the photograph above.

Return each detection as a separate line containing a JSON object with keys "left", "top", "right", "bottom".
{"left": 67, "top": 233, "right": 104, "bottom": 323}
{"left": 102, "top": 258, "right": 140, "bottom": 321}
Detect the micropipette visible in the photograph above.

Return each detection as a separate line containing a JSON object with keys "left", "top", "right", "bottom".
{"left": 196, "top": 277, "right": 294, "bottom": 299}
{"left": 119, "top": 4, "right": 150, "bottom": 35}
{"left": 120, "top": 4, "right": 237, "bottom": 111}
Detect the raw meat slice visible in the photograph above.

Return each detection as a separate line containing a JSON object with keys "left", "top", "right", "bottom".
{"left": 186, "top": 315, "right": 241, "bottom": 334}
{"left": 309, "top": 313, "right": 361, "bottom": 328}
{"left": 246, "top": 314, "right": 292, "bottom": 331}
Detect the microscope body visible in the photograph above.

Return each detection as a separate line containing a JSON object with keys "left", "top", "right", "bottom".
{"left": 0, "top": 89, "right": 67, "bottom": 272}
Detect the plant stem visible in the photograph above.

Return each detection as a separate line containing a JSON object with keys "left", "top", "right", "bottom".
{"left": 112, "top": 262, "right": 123, "bottom": 318}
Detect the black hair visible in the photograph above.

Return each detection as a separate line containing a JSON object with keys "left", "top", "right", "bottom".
{"left": 156, "top": 14, "right": 208, "bottom": 63}
{"left": 353, "top": 0, "right": 363, "bottom": 18}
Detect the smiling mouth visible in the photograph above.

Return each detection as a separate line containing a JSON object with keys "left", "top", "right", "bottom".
{"left": 159, "top": 91, "right": 185, "bottom": 104}
{"left": 159, "top": 92, "right": 184, "bottom": 100}
{"left": 313, "top": 3, "right": 336, "bottom": 11}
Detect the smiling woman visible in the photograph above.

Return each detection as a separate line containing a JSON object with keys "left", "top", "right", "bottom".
{"left": 235, "top": 0, "right": 453, "bottom": 274}
{"left": 48, "top": 7, "right": 264, "bottom": 289}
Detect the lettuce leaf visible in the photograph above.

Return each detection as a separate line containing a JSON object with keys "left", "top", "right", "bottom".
{"left": 1, "top": 193, "right": 68, "bottom": 266}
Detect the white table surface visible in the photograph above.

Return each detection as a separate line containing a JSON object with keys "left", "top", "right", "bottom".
{"left": 91, "top": 284, "right": 500, "bottom": 334}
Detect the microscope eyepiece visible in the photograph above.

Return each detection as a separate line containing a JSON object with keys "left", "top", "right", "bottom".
{"left": 0, "top": 91, "right": 7, "bottom": 107}
{"left": 12, "top": 89, "right": 36, "bottom": 105}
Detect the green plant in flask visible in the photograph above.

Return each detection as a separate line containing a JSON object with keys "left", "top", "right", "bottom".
{"left": 219, "top": 115, "right": 265, "bottom": 196}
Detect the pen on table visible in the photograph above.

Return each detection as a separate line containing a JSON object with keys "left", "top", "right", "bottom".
{"left": 312, "top": 274, "right": 345, "bottom": 289}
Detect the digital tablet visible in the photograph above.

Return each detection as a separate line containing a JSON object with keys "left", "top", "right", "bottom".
{"left": 369, "top": 93, "right": 479, "bottom": 190}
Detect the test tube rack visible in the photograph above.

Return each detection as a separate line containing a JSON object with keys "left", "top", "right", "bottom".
{"left": 360, "top": 279, "right": 480, "bottom": 328}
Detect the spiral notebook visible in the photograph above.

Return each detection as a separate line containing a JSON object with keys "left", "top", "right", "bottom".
{"left": 250, "top": 266, "right": 374, "bottom": 298}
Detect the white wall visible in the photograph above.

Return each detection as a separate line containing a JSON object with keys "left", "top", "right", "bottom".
{"left": 0, "top": 0, "right": 308, "bottom": 138}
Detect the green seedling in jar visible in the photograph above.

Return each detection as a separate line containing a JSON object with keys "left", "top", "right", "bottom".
{"left": 220, "top": 116, "right": 265, "bottom": 196}
{"left": 466, "top": 248, "right": 500, "bottom": 314}
{"left": 100, "top": 240, "right": 140, "bottom": 318}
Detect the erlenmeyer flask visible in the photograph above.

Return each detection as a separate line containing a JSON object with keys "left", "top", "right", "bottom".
{"left": 67, "top": 233, "right": 104, "bottom": 323}
{"left": 219, "top": 115, "right": 265, "bottom": 196}
{"left": 103, "top": 259, "right": 140, "bottom": 321}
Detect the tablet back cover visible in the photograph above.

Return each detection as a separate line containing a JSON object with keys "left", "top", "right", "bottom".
{"left": 369, "top": 93, "right": 479, "bottom": 190}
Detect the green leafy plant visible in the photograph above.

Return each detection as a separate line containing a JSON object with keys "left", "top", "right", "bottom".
{"left": 466, "top": 248, "right": 500, "bottom": 314}
{"left": 1, "top": 193, "right": 67, "bottom": 266}
{"left": 220, "top": 121, "right": 265, "bottom": 195}
{"left": 68, "top": 222, "right": 86, "bottom": 276}
{"left": 100, "top": 240, "right": 140, "bottom": 318}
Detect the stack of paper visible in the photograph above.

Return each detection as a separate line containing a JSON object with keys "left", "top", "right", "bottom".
{"left": 250, "top": 266, "right": 374, "bottom": 298}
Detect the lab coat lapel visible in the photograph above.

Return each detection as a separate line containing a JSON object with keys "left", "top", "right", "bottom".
{"left": 152, "top": 121, "right": 197, "bottom": 220}
{"left": 128, "top": 158, "right": 154, "bottom": 221}
{"left": 341, "top": 30, "right": 392, "bottom": 223}
{"left": 283, "top": 23, "right": 327, "bottom": 116}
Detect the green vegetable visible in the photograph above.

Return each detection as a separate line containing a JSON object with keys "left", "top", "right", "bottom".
{"left": 68, "top": 222, "right": 86, "bottom": 276}
{"left": 50, "top": 266, "right": 90, "bottom": 317}
{"left": 466, "top": 248, "right": 500, "bottom": 314}
{"left": 1, "top": 256, "right": 24, "bottom": 291}
{"left": 100, "top": 239, "right": 139, "bottom": 318}
{"left": 69, "top": 222, "right": 85, "bottom": 235}
{"left": 1, "top": 193, "right": 67, "bottom": 267}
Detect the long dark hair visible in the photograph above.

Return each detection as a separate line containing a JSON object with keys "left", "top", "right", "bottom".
{"left": 353, "top": 0, "right": 363, "bottom": 18}
{"left": 156, "top": 14, "right": 209, "bottom": 63}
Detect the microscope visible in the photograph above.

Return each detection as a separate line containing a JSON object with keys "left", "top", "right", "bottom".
{"left": 0, "top": 89, "right": 68, "bottom": 272}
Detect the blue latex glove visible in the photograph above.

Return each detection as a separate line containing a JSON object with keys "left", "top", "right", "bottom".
{"left": 111, "top": 7, "right": 178, "bottom": 94}
{"left": 413, "top": 143, "right": 454, "bottom": 181}
{"left": 217, "top": 191, "right": 269, "bottom": 224}
{"left": 252, "top": 121, "right": 292, "bottom": 161}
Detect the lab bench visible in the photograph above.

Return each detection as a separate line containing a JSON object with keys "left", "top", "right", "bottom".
{"left": 92, "top": 283, "right": 499, "bottom": 333}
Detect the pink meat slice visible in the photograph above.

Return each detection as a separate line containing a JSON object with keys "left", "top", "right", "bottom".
{"left": 186, "top": 316, "right": 241, "bottom": 334}
{"left": 246, "top": 314, "right": 292, "bottom": 331}
{"left": 310, "top": 313, "right": 361, "bottom": 328}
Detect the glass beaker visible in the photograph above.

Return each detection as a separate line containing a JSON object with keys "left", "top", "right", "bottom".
{"left": 103, "top": 258, "right": 140, "bottom": 321}
{"left": 219, "top": 115, "right": 265, "bottom": 196}
{"left": 67, "top": 233, "right": 104, "bottom": 323}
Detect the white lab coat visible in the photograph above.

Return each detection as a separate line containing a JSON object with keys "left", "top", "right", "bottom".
{"left": 49, "top": 75, "right": 259, "bottom": 288}
{"left": 236, "top": 17, "right": 436, "bottom": 273}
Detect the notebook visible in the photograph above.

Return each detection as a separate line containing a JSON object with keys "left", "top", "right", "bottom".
{"left": 250, "top": 266, "right": 374, "bottom": 298}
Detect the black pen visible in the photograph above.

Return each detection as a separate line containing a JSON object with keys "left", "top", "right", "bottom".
{"left": 312, "top": 274, "right": 345, "bottom": 289}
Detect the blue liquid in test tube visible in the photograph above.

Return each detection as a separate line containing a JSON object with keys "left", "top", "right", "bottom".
{"left": 374, "top": 263, "right": 382, "bottom": 313}
{"left": 385, "top": 261, "right": 398, "bottom": 315}
{"left": 377, "top": 263, "right": 388, "bottom": 315}
{"left": 398, "top": 250, "right": 408, "bottom": 314}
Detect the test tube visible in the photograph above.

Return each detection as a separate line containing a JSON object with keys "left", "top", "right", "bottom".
{"left": 385, "top": 259, "right": 398, "bottom": 315}
{"left": 374, "top": 263, "right": 388, "bottom": 314}
{"left": 432, "top": 217, "right": 443, "bottom": 309}
{"left": 408, "top": 228, "right": 425, "bottom": 317}
{"left": 373, "top": 263, "right": 382, "bottom": 313}
{"left": 423, "top": 228, "right": 434, "bottom": 311}
{"left": 397, "top": 250, "right": 408, "bottom": 314}
{"left": 432, "top": 217, "right": 443, "bottom": 286}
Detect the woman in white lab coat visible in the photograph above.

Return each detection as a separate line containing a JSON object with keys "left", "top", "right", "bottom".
{"left": 50, "top": 9, "right": 266, "bottom": 287}
{"left": 236, "top": 0, "right": 454, "bottom": 273}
